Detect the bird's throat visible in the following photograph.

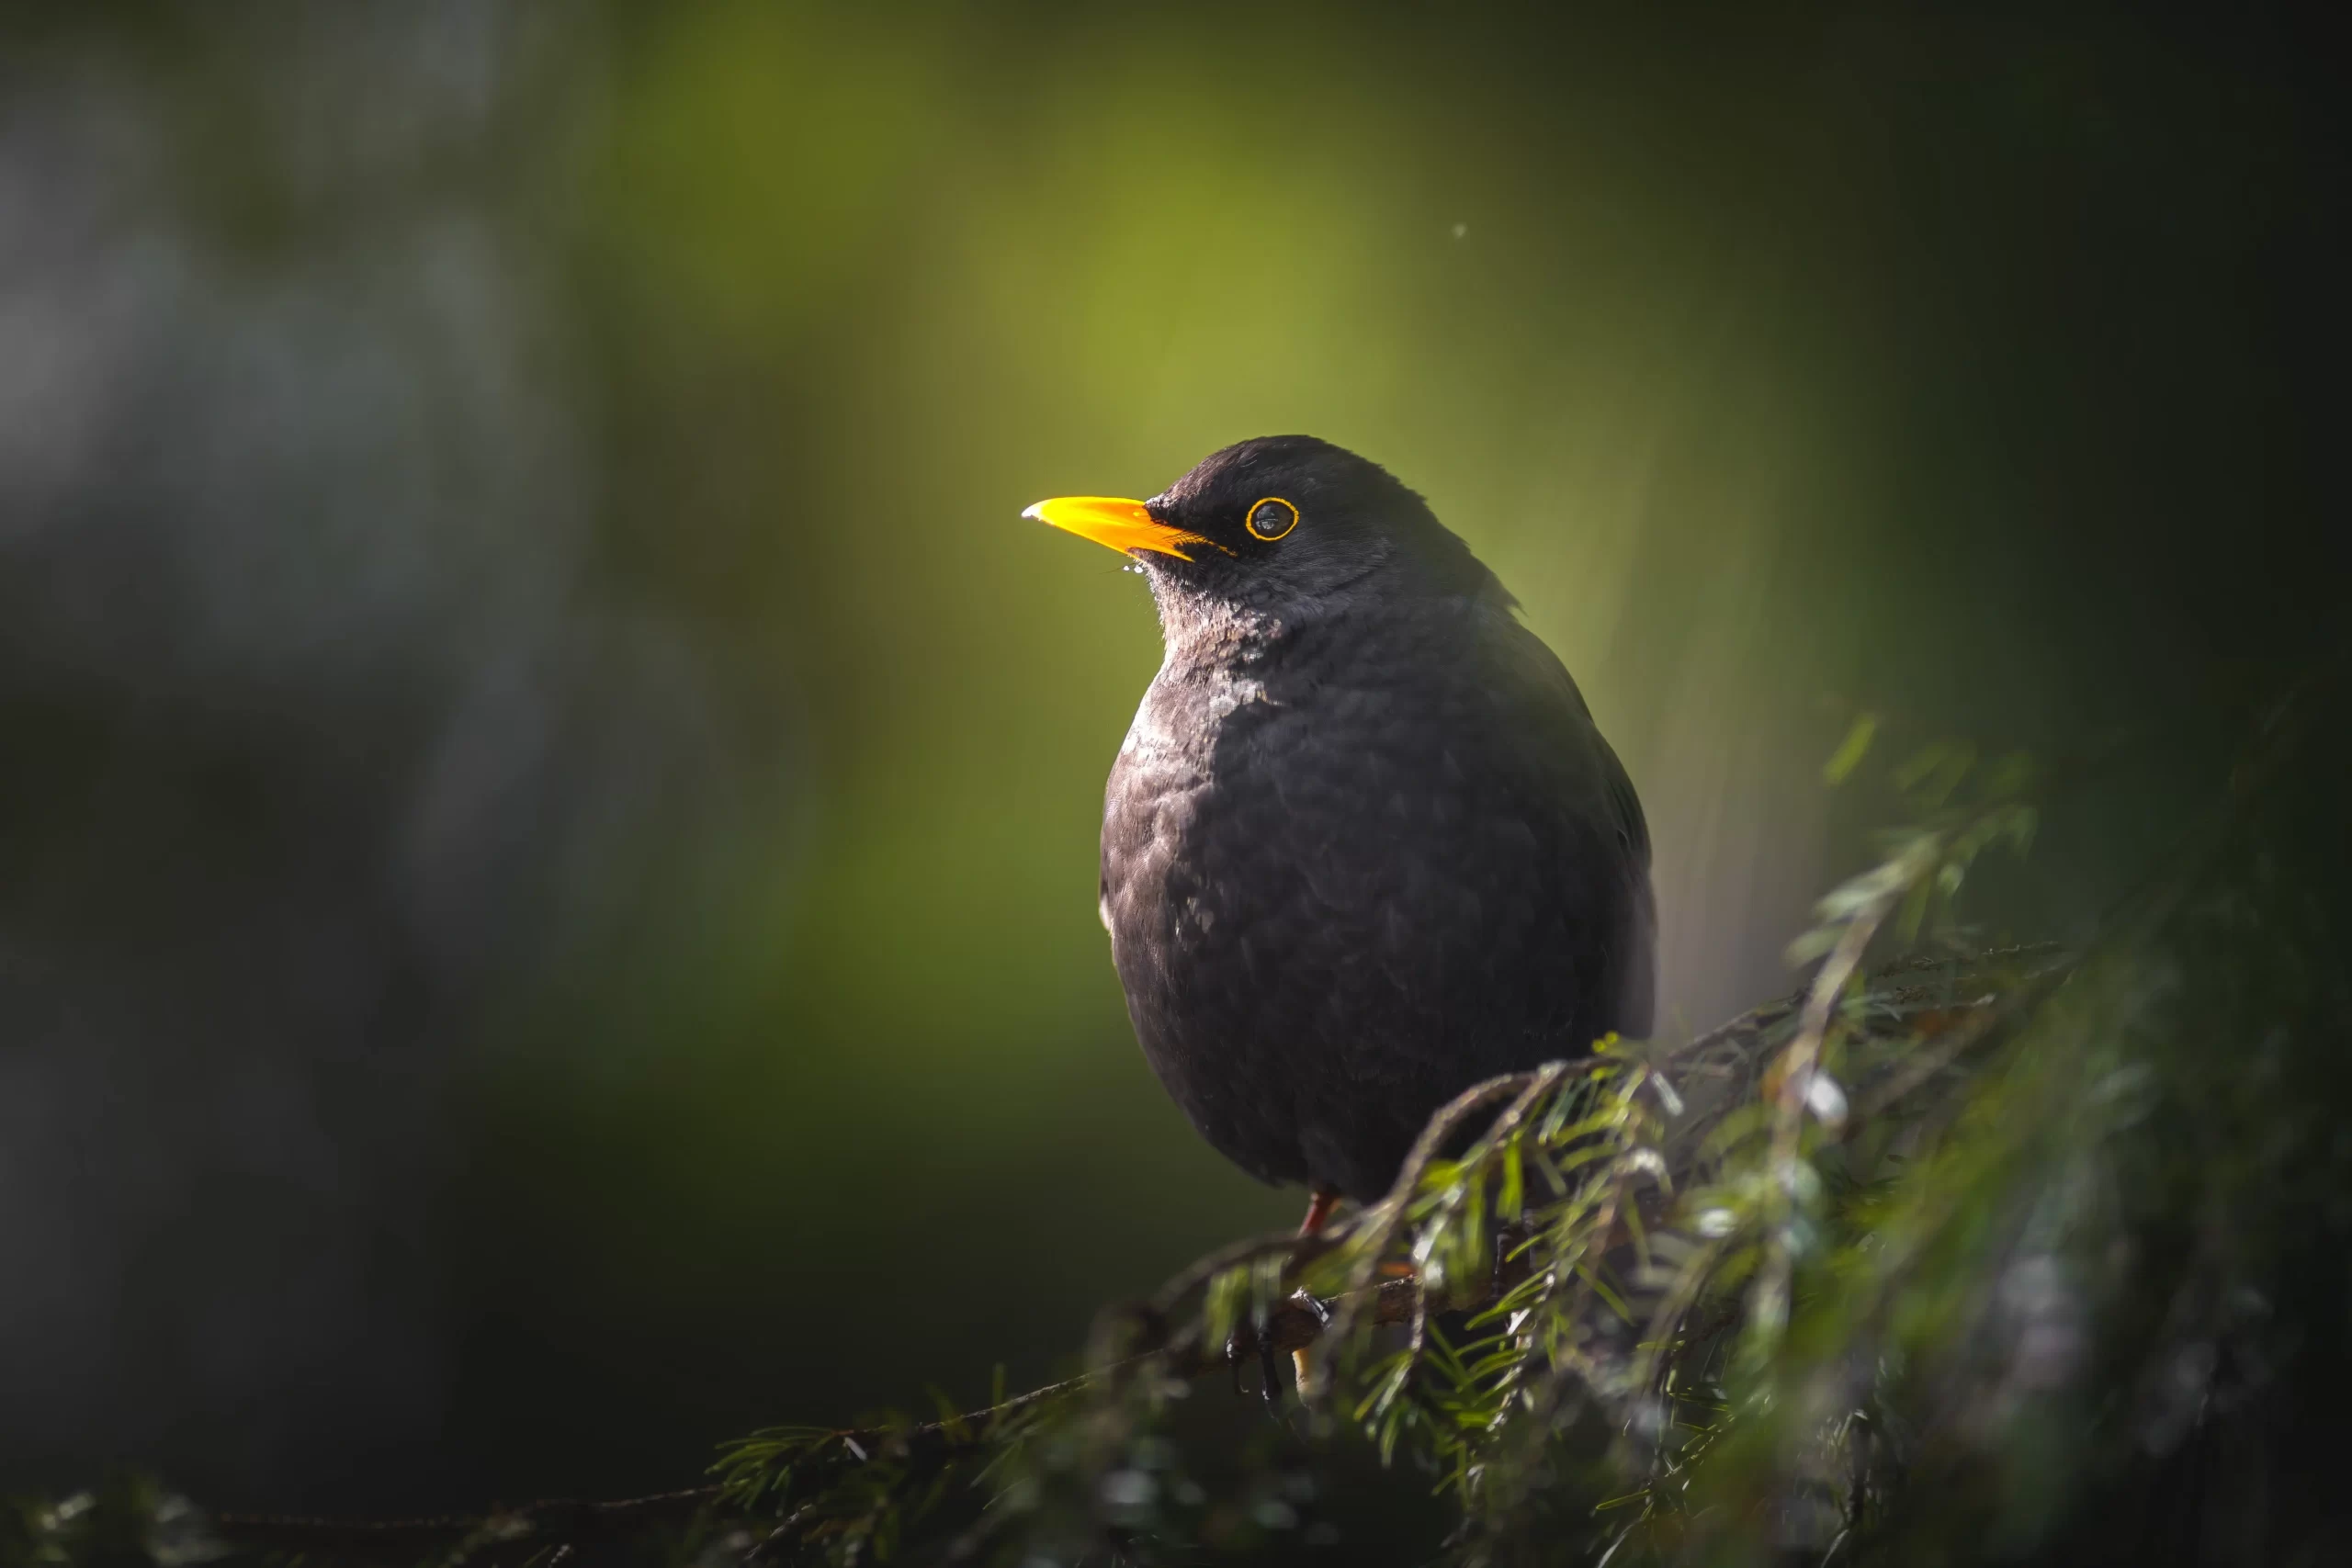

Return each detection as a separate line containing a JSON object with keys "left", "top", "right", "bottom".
{"left": 1147, "top": 577, "right": 1295, "bottom": 674}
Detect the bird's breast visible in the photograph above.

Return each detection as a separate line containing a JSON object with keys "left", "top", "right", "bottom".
{"left": 1105, "top": 663, "right": 1273, "bottom": 858}
{"left": 1102, "top": 648, "right": 1455, "bottom": 987}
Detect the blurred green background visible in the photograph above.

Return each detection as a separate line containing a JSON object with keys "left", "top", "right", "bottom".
{"left": 2, "top": 0, "right": 2340, "bottom": 1513}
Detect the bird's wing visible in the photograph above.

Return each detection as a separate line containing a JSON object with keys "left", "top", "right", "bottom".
{"left": 1478, "top": 609, "right": 1657, "bottom": 1038}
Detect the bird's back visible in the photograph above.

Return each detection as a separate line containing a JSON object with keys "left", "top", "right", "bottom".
{"left": 1102, "top": 591, "right": 1654, "bottom": 1201}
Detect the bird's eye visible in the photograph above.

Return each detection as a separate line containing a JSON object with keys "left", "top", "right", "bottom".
{"left": 1245, "top": 497, "right": 1299, "bottom": 541}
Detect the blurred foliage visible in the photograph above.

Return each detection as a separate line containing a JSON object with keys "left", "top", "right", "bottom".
{"left": 15, "top": 663, "right": 2342, "bottom": 1564}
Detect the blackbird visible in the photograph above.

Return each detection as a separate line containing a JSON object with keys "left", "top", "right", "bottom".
{"left": 1026, "top": 436, "right": 1654, "bottom": 1231}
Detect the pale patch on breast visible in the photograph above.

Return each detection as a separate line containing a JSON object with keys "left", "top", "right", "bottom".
{"left": 1205, "top": 674, "right": 1270, "bottom": 722}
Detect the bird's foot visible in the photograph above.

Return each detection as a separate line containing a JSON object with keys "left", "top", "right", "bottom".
{"left": 1222, "top": 1321, "right": 1287, "bottom": 1415}
{"left": 1258, "top": 1326, "right": 1284, "bottom": 1414}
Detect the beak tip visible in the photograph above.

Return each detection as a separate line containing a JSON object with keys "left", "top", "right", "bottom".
{"left": 1020, "top": 502, "right": 1044, "bottom": 520}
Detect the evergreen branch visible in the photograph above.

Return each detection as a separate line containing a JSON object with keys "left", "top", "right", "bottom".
{"left": 175, "top": 1277, "right": 1455, "bottom": 1568}
{"left": 142, "top": 941, "right": 2046, "bottom": 1568}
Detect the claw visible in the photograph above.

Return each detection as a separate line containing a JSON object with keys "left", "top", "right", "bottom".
{"left": 1224, "top": 1320, "right": 1285, "bottom": 1412}
{"left": 1257, "top": 1321, "right": 1284, "bottom": 1413}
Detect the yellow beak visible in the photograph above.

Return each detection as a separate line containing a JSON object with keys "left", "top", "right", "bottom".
{"left": 1023, "top": 496, "right": 1210, "bottom": 561}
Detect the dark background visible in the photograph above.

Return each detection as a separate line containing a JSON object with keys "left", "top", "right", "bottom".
{"left": 2, "top": 0, "right": 2342, "bottom": 1513}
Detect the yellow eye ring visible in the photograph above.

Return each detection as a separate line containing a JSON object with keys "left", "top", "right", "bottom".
{"left": 1245, "top": 496, "right": 1300, "bottom": 542}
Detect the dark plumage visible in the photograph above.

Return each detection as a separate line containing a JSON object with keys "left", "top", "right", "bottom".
{"left": 1030, "top": 435, "right": 1655, "bottom": 1207}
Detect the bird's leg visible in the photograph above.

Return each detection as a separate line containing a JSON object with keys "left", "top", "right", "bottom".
{"left": 1298, "top": 1187, "right": 1342, "bottom": 1237}
{"left": 1290, "top": 1187, "right": 1342, "bottom": 1398}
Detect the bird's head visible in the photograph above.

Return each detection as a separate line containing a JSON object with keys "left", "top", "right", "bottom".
{"left": 1024, "top": 436, "right": 1502, "bottom": 617}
